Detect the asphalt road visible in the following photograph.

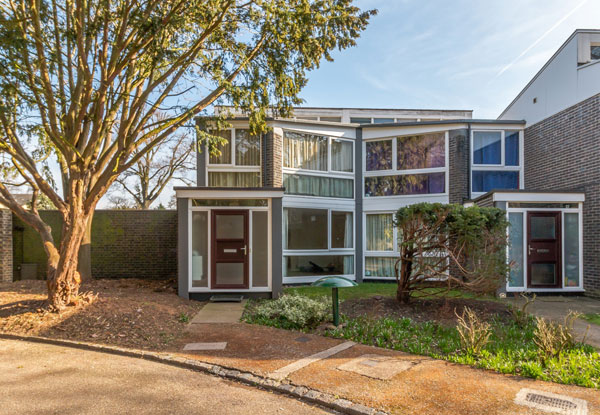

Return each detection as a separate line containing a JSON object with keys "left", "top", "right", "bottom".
{"left": 0, "top": 339, "right": 331, "bottom": 415}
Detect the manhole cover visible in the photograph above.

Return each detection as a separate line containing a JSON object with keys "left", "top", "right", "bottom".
{"left": 514, "top": 388, "right": 588, "bottom": 415}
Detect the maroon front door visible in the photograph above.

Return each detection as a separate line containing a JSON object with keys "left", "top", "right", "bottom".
{"left": 211, "top": 210, "right": 249, "bottom": 289}
{"left": 527, "top": 212, "right": 561, "bottom": 289}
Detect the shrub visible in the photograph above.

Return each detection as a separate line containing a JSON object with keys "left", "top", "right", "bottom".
{"left": 455, "top": 307, "right": 491, "bottom": 355}
{"left": 244, "top": 295, "right": 331, "bottom": 330}
{"left": 509, "top": 293, "right": 536, "bottom": 327}
{"left": 534, "top": 311, "right": 586, "bottom": 362}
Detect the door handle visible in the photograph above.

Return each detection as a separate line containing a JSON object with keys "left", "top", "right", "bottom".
{"left": 528, "top": 245, "right": 533, "bottom": 255}
{"left": 240, "top": 245, "right": 247, "bottom": 255}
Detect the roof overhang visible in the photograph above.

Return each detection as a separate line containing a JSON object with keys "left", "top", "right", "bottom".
{"left": 174, "top": 187, "right": 285, "bottom": 199}
{"left": 473, "top": 190, "right": 585, "bottom": 204}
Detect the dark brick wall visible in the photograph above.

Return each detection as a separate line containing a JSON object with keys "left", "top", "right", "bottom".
{"left": 0, "top": 209, "right": 12, "bottom": 282}
{"left": 524, "top": 92, "right": 600, "bottom": 296}
{"left": 263, "top": 129, "right": 283, "bottom": 187}
{"left": 12, "top": 210, "right": 177, "bottom": 280}
{"left": 449, "top": 129, "right": 470, "bottom": 204}
{"left": 473, "top": 194, "right": 494, "bottom": 208}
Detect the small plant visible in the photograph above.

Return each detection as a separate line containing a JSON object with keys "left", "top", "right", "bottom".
{"left": 455, "top": 307, "right": 491, "bottom": 355}
{"left": 244, "top": 295, "right": 331, "bottom": 330}
{"left": 533, "top": 311, "right": 586, "bottom": 362}
{"left": 509, "top": 293, "right": 536, "bottom": 327}
{"left": 178, "top": 312, "right": 190, "bottom": 323}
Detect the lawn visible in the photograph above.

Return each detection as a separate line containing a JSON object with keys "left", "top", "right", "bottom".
{"left": 583, "top": 313, "right": 600, "bottom": 326}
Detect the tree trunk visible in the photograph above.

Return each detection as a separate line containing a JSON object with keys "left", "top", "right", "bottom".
{"left": 396, "top": 286, "right": 411, "bottom": 304}
{"left": 77, "top": 214, "right": 93, "bottom": 281}
{"left": 46, "top": 200, "right": 91, "bottom": 310}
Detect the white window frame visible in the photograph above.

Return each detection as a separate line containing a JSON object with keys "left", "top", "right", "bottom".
{"left": 470, "top": 129, "right": 524, "bottom": 199}
{"left": 282, "top": 203, "right": 355, "bottom": 283}
{"left": 187, "top": 199, "right": 272, "bottom": 293}
{"left": 281, "top": 129, "right": 355, "bottom": 201}
{"left": 362, "top": 131, "right": 449, "bottom": 199}
{"left": 206, "top": 128, "right": 262, "bottom": 186}
{"left": 505, "top": 204, "right": 584, "bottom": 293}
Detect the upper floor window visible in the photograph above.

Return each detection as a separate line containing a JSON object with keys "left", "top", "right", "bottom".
{"left": 591, "top": 45, "right": 600, "bottom": 60}
{"left": 208, "top": 129, "right": 260, "bottom": 166}
{"left": 397, "top": 133, "right": 445, "bottom": 170}
{"left": 471, "top": 130, "right": 521, "bottom": 196}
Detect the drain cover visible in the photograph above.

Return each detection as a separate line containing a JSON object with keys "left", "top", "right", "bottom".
{"left": 294, "top": 336, "right": 311, "bottom": 343}
{"left": 514, "top": 388, "right": 587, "bottom": 415}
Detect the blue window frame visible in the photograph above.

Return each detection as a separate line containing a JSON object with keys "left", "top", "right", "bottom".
{"left": 472, "top": 171, "right": 519, "bottom": 193}
{"left": 473, "top": 131, "right": 501, "bottom": 164}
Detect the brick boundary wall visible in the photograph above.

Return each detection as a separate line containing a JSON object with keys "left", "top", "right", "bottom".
{"left": 0, "top": 209, "right": 12, "bottom": 282}
{"left": 12, "top": 210, "right": 177, "bottom": 281}
{"left": 524, "top": 92, "right": 600, "bottom": 296}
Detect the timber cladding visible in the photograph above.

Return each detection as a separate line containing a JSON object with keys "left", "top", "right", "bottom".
{"left": 12, "top": 210, "right": 177, "bottom": 280}
{"left": 524, "top": 92, "right": 600, "bottom": 296}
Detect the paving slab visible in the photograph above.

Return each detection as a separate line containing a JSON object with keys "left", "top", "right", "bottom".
{"left": 190, "top": 301, "right": 246, "bottom": 324}
{"left": 183, "top": 342, "right": 227, "bottom": 351}
{"left": 337, "top": 354, "right": 419, "bottom": 380}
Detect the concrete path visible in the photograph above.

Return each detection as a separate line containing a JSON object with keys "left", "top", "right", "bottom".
{"left": 190, "top": 301, "right": 246, "bottom": 324}
{"left": 507, "top": 295, "right": 600, "bottom": 348}
{"left": 0, "top": 339, "right": 329, "bottom": 415}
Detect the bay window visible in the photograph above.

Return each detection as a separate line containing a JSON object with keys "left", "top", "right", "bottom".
{"left": 283, "top": 129, "right": 354, "bottom": 199}
{"left": 471, "top": 130, "right": 522, "bottom": 196}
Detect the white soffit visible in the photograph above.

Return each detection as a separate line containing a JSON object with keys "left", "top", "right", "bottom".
{"left": 176, "top": 189, "right": 284, "bottom": 199}
{"left": 492, "top": 192, "right": 585, "bottom": 203}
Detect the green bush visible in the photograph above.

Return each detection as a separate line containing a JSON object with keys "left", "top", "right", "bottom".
{"left": 243, "top": 295, "right": 331, "bottom": 330}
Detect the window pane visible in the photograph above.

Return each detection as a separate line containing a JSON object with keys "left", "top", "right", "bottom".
{"left": 473, "top": 131, "right": 501, "bottom": 164}
{"left": 350, "top": 117, "right": 371, "bottom": 124}
{"left": 208, "top": 130, "right": 232, "bottom": 164}
{"left": 531, "top": 263, "right": 557, "bottom": 286}
{"left": 505, "top": 131, "right": 519, "bottom": 166}
{"left": 215, "top": 263, "right": 244, "bottom": 285}
{"left": 331, "top": 211, "right": 353, "bottom": 248}
{"left": 192, "top": 199, "right": 267, "bottom": 207}
{"left": 366, "top": 214, "right": 393, "bottom": 251}
{"left": 283, "top": 174, "right": 353, "bottom": 198}
{"left": 235, "top": 129, "right": 260, "bottom": 166}
{"left": 208, "top": 172, "right": 261, "bottom": 187}
{"left": 373, "top": 118, "right": 394, "bottom": 124}
{"left": 365, "top": 173, "right": 445, "bottom": 197}
{"left": 365, "top": 257, "right": 395, "bottom": 278}
{"left": 284, "top": 255, "right": 354, "bottom": 277}
{"left": 397, "top": 133, "right": 445, "bottom": 170}
{"left": 215, "top": 214, "right": 244, "bottom": 239}
{"left": 320, "top": 117, "right": 342, "bottom": 122}
{"left": 331, "top": 139, "right": 353, "bottom": 172}
{"left": 530, "top": 216, "right": 556, "bottom": 240}
{"left": 191, "top": 212, "right": 208, "bottom": 287}
{"left": 564, "top": 213, "right": 580, "bottom": 287}
{"left": 366, "top": 140, "right": 392, "bottom": 171}
{"left": 252, "top": 211, "right": 269, "bottom": 287}
{"left": 283, "top": 130, "right": 327, "bottom": 171}
{"left": 471, "top": 171, "right": 518, "bottom": 193}
{"left": 284, "top": 208, "right": 328, "bottom": 250}
{"left": 591, "top": 45, "right": 600, "bottom": 60}
{"left": 508, "top": 212, "right": 524, "bottom": 287}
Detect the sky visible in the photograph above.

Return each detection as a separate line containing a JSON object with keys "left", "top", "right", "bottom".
{"left": 297, "top": 0, "right": 600, "bottom": 119}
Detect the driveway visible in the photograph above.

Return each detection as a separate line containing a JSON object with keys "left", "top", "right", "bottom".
{"left": 0, "top": 339, "right": 330, "bottom": 415}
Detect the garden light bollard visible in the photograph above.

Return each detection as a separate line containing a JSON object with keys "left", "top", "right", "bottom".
{"left": 311, "top": 276, "right": 358, "bottom": 327}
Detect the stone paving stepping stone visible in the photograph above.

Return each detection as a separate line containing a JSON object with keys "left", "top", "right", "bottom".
{"left": 183, "top": 342, "right": 227, "bottom": 351}
{"left": 337, "top": 354, "right": 419, "bottom": 380}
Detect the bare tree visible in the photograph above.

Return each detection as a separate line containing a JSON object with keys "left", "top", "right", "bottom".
{"left": 0, "top": 0, "right": 375, "bottom": 309}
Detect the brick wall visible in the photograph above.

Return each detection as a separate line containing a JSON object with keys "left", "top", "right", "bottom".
{"left": 12, "top": 210, "right": 177, "bottom": 280}
{"left": 524, "top": 92, "right": 600, "bottom": 296}
{"left": 263, "top": 128, "right": 283, "bottom": 187}
{"left": 0, "top": 209, "right": 12, "bottom": 282}
{"left": 449, "top": 129, "right": 469, "bottom": 204}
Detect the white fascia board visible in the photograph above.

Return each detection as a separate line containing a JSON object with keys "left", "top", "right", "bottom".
{"left": 270, "top": 120, "right": 357, "bottom": 139}
{"left": 492, "top": 192, "right": 585, "bottom": 203}
{"left": 361, "top": 124, "right": 463, "bottom": 139}
{"left": 176, "top": 189, "right": 284, "bottom": 199}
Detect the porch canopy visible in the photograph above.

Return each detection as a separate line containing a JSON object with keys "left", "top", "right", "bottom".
{"left": 469, "top": 190, "right": 585, "bottom": 293}
{"left": 174, "top": 187, "right": 285, "bottom": 300}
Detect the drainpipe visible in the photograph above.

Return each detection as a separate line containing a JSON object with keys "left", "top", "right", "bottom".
{"left": 466, "top": 122, "right": 472, "bottom": 204}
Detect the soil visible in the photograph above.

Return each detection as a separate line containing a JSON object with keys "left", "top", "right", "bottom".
{"left": 340, "top": 295, "right": 512, "bottom": 326}
{"left": 0, "top": 279, "right": 204, "bottom": 350}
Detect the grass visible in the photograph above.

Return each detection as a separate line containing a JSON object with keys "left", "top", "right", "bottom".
{"left": 327, "top": 315, "right": 600, "bottom": 389}
{"left": 582, "top": 313, "right": 600, "bottom": 326}
{"left": 284, "top": 282, "right": 493, "bottom": 302}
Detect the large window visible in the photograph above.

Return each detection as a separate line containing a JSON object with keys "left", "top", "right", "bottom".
{"left": 283, "top": 129, "right": 354, "bottom": 199}
{"left": 471, "top": 130, "right": 521, "bottom": 196}
{"left": 283, "top": 207, "right": 354, "bottom": 279}
{"left": 364, "top": 133, "right": 447, "bottom": 198}
{"left": 207, "top": 128, "right": 261, "bottom": 187}
{"left": 364, "top": 212, "right": 396, "bottom": 279}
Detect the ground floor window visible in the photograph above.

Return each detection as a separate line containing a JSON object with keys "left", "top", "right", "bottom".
{"left": 364, "top": 257, "right": 395, "bottom": 278}
{"left": 284, "top": 255, "right": 354, "bottom": 278}
{"left": 283, "top": 173, "right": 353, "bottom": 198}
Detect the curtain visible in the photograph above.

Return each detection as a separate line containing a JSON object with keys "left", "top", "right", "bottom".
{"left": 331, "top": 139, "right": 353, "bottom": 172}
{"left": 344, "top": 212, "right": 353, "bottom": 248}
{"left": 235, "top": 129, "right": 261, "bottom": 166}
{"left": 208, "top": 172, "right": 260, "bottom": 187}
{"left": 473, "top": 131, "right": 501, "bottom": 164}
{"left": 343, "top": 256, "right": 354, "bottom": 275}
{"left": 505, "top": 131, "right": 519, "bottom": 166}
{"left": 365, "top": 257, "right": 395, "bottom": 278}
{"left": 208, "top": 130, "right": 232, "bottom": 164}
{"left": 283, "top": 174, "right": 353, "bottom": 198}
{"left": 283, "top": 131, "right": 327, "bottom": 170}
{"left": 472, "top": 171, "right": 518, "bottom": 193}
{"left": 366, "top": 214, "right": 393, "bottom": 251}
